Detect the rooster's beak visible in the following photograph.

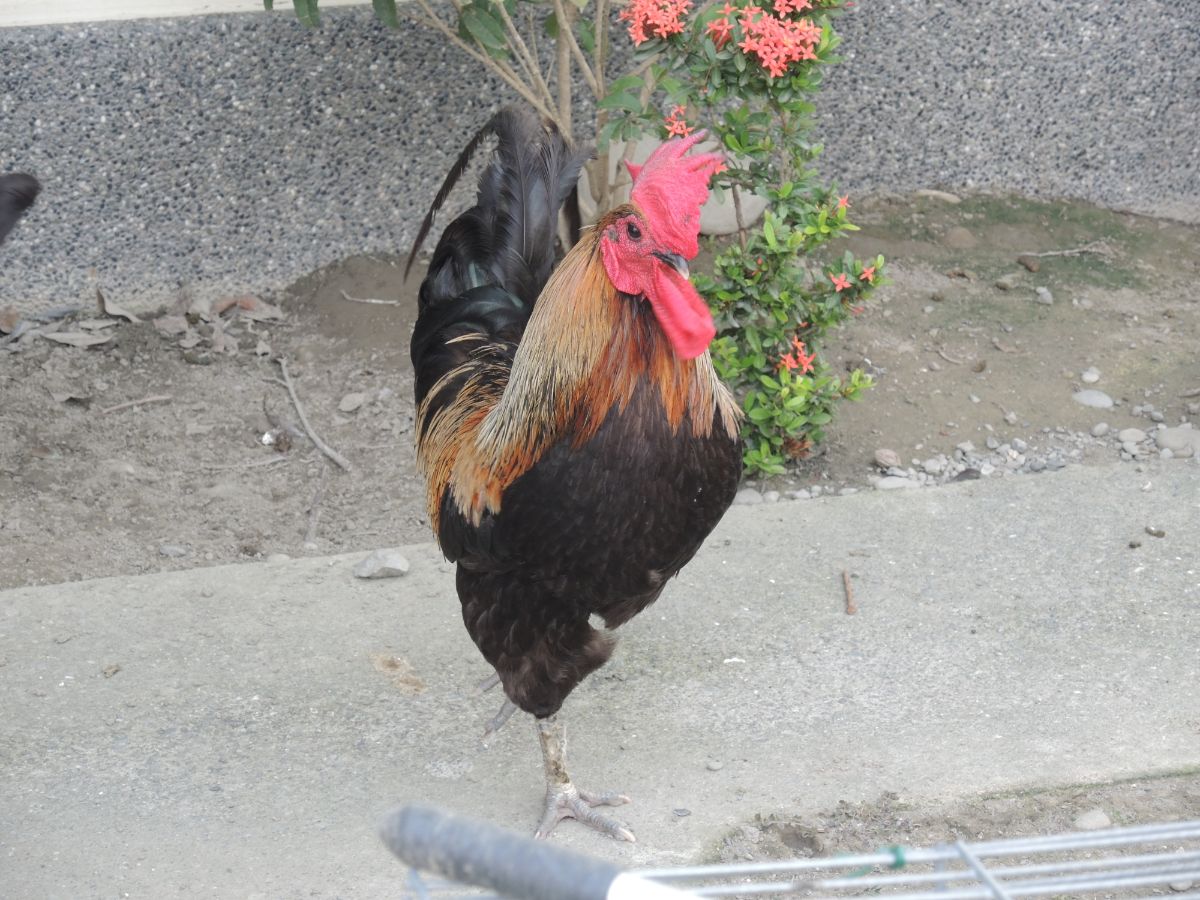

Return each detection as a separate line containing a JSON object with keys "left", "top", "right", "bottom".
{"left": 652, "top": 251, "right": 689, "bottom": 279}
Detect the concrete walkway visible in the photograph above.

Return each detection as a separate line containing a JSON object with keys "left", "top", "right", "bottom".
{"left": 2, "top": 462, "right": 1197, "bottom": 897}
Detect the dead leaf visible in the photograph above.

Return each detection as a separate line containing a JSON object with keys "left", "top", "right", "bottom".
{"left": 214, "top": 294, "right": 285, "bottom": 322}
{"left": 76, "top": 318, "right": 120, "bottom": 331}
{"left": 49, "top": 390, "right": 92, "bottom": 407}
{"left": 97, "top": 287, "right": 140, "bottom": 323}
{"left": 0, "top": 307, "right": 19, "bottom": 334}
{"left": 154, "top": 315, "right": 189, "bottom": 336}
{"left": 370, "top": 653, "right": 426, "bottom": 694}
{"left": 44, "top": 331, "right": 113, "bottom": 348}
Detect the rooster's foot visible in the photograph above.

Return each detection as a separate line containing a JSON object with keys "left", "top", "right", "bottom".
{"left": 534, "top": 714, "right": 634, "bottom": 842}
{"left": 483, "top": 698, "right": 518, "bottom": 738}
{"left": 535, "top": 782, "right": 634, "bottom": 843}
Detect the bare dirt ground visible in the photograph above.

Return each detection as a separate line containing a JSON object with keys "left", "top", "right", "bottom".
{"left": 1, "top": 191, "right": 1197, "bottom": 591}
{"left": 716, "top": 771, "right": 1200, "bottom": 882}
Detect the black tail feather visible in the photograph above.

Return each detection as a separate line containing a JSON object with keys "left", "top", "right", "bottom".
{"left": 0, "top": 173, "right": 40, "bottom": 247}
{"left": 407, "top": 106, "right": 590, "bottom": 309}
{"left": 408, "top": 105, "right": 590, "bottom": 416}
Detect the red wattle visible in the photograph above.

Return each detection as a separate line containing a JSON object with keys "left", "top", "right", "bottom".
{"left": 648, "top": 266, "right": 716, "bottom": 360}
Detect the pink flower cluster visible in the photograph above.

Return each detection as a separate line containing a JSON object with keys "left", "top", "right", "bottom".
{"left": 734, "top": 4, "right": 821, "bottom": 78}
{"left": 619, "top": 0, "right": 693, "bottom": 45}
{"left": 664, "top": 105, "right": 694, "bottom": 137}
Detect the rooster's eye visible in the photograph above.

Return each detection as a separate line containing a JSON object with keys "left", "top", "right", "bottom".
{"left": 626, "top": 221, "right": 642, "bottom": 241}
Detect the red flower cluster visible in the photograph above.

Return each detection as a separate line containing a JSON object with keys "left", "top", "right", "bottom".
{"left": 706, "top": 14, "right": 734, "bottom": 49}
{"left": 779, "top": 336, "right": 816, "bottom": 374}
{"left": 664, "top": 105, "right": 693, "bottom": 137}
{"left": 620, "top": 0, "right": 693, "bottom": 44}
{"left": 736, "top": 4, "right": 821, "bottom": 78}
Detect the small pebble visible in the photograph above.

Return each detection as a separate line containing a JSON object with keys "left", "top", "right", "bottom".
{"left": 762, "top": 490, "right": 780, "bottom": 503}
{"left": 1003, "top": 411, "right": 1019, "bottom": 425}
{"left": 1073, "top": 809, "right": 1112, "bottom": 831}
{"left": 1072, "top": 389, "right": 1113, "bottom": 409}
{"left": 338, "top": 392, "right": 367, "bottom": 413}
{"left": 1118, "top": 428, "right": 1147, "bottom": 444}
{"left": 922, "top": 305, "right": 935, "bottom": 314}
{"left": 875, "top": 475, "right": 919, "bottom": 490}
{"left": 1080, "top": 367, "right": 1100, "bottom": 384}
{"left": 1155, "top": 426, "right": 1198, "bottom": 454}
{"left": 1035, "top": 286, "right": 1054, "bottom": 305}
{"left": 159, "top": 544, "right": 188, "bottom": 558}
{"left": 673, "top": 808, "right": 692, "bottom": 817}
{"left": 874, "top": 448, "right": 902, "bottom": 469}
{"left": 265, "top": 552, "right": 291, "bottom": 563}
{"left": 985, "top": 435, "right": 1000, "bottom": 450}
{"left": 353, "top": 549, "right": 410, "bottom": 579}
{"left": 922, "top": 457, "right": 946, "bottom": 475}
{"left": 994, "top": 274, "right": 1018, "bottom": 291}
{"left": 734, "top": 488, "right": 763, "bottom": 505}
{"left": 787, "top": 489, "right": 811, "bottom": 500}
{"left": 706, "top": 760, "right": 724, "bottom": 771}
{"left": 1169, "top": 880, "right": 1195, "bottom": 892}
{"left": 1160, "top": 448, "right": 1174, "bottom": 460}
{"left": 956, "top": 441, "right": 976, "bottom": 454}
{"left": 1011, "top": 438, "right": 1028, "bottom": 453}
{"left": 1091, "top": 422, "right": 1110, "bottom": 437}
{"left": 1016, "top": 254, "right": 1041, "bottom": 272}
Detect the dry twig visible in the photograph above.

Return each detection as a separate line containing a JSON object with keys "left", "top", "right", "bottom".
{"left": 936, "top": 347, "right": 965, "bottom": 365}
{"left": 304, "top": 464, "right": 331, "bottom": 545}
{"left": 841, "top": 570, "right": 857, "bottom": 615}
{"left": 270, "top": 358, "right": 353, "bottom": 472}
{"left": 1018, "top": 240, "right": 1114, "bottom": 259}
{"left": 99, "top": 395, "right": 172, "bottom": 415}
{"left": 198, "top": 456, "right": 291, "bottom": 471}
{"left": 339, "top": 290, "right": 402, "bottom": 307}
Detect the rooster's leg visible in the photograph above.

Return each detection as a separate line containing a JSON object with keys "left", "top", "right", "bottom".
{"left": 478, "top": 671, "right": 518, "bottom": 737}
{"left": 534, "top": 714, "right": 634, "bottom": 842}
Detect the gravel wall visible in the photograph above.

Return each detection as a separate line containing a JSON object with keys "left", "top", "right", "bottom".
{"left": 1, "top": 2, "right": 1196, "bottom": 312}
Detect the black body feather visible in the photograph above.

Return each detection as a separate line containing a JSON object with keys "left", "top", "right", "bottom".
{"left": 0, "top": 173, "right": 40, "bottom": 247}
{"left": 411, "top": 106, "right": 741, "bottom": 720}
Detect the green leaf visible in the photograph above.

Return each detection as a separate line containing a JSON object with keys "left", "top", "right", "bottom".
{"left": 292, "top": 0, "right": 319, "bottom": 27}
{"left": 577, "top": 19, "right": 595, "bottom": 53}
{"left": 263, "top": 0, "right": 274, "bottom": 9}
{"left": 762, "top": 216, "right": 777, "bottom": 249}
{"left": 460, "top": 6, "right": 507, "bottom": 50}
{"left": 597, "top": 92, "right": 643, "bottom": 113}
{"left": 372, "top": 0, "right": 399, "bottom": 28}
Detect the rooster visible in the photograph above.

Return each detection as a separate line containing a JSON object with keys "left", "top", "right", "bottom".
{"left": 408, "top": 107, "right": 741, "bottom": 842}
{"left": 0, "top": 173, "right": 40, "bottom": 247}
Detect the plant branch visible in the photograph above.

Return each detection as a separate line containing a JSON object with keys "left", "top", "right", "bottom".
{"left": 554, "top": 2, "right": 574, "bottom": 137}
{"left": 410, "top": 0, "right": 558, "bottom": 123}
{"left": 552, "top": 0, "right": 600, "bottom": 97}
{"left": 492, "top": 0, "right": 557, "bottom": 111}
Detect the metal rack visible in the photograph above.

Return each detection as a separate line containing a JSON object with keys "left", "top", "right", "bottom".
{"left": 383, "top": 805, "right": 1200, "bottom": 899}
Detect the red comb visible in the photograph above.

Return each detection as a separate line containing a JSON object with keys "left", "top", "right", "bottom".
{"left": 628, "top": 131, "right": 726, "bottom": 259}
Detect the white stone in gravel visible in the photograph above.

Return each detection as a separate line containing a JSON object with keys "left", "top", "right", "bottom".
{"left": 1035, "top": 286, "right": 1054, "bottom": 305}
{"left": 1118, "top": 428, "right": 1147, "bottom": 444}
{"left": 787, "top": 489, "right": 811, "bottom": 500}
{"left": 979, "top": 463, "right": 996, "bottom": 476}
{"left": 1072, "top": 809, "right": 1112, "bottom": 831}
{"left": 734, "top": 488, "right": 763, "bottom": 505}
{"left": 1091, "top": 422, "right": 1110, "bottom": 437}
{"left": 839, "top": 487, "right": 858, "bottom": 496}
{"left": 1161, "top": 448, "right": 1174, "bottom": 460}
{"left": 1012, "top": 438, "right": 1028, "bottom": 452}
{"left": 922, "top": 457, "right": 946, "bottom": 475}
{"left": 158, "top": 544, "right": 188, "bottom": 558}
{"left": 1169, "top": 880, "right": 1195, "bottom": 892}
{"left": 956, "top": 440, "right": 976, "bottom": 454}
{"left": 1072, "top": 389, "right": 1113, "bottom": 409}
{"left": 762, "top": 490, "right": 781, "bottom": 503}
{"left": 353, "top": 549, "right": 410, "bottom": 579}
{"left": 1155, "top": 425, "right": 1198, "bottom": 453}
{"left": 265, "top": 552, "right": 291, "bottom": 563}
{"left": 876, "top": 476, "right": 919, "bottom": 490}
{"left": 1081, "top": 366, "right": 1100, "bottom": 383}
{"left": 1122, "top": 441, "right": 1140, "bottom": 455}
